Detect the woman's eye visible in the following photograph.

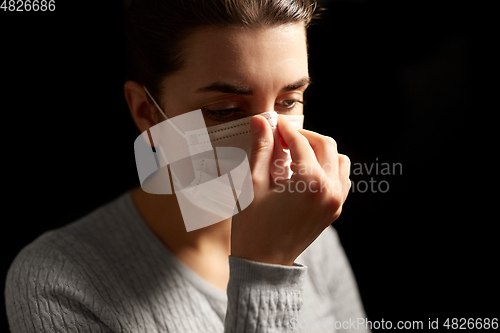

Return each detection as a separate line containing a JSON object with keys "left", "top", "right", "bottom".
{"left": 217, "top": 109, "right": 233, "bottom": 116}
{"left": 204, "top": 108, "right": 244, "bottom": 122}
{"left": 279, "top": 99, "right": 304, "bottom": 110}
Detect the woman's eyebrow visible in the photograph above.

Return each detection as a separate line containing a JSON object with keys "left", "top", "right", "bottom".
{"left": 195, "top": 82, "right": 253, "bottom": 95}
{"left": 280, "top": 77, "right": 311, "bottom": 93}
{"left": 194, "top": 77, "right": 311, "bottom": 95}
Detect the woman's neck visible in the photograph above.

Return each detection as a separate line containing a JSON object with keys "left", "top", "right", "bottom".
{"left": 130, "top": 186, "right": 232, "bottom": 258}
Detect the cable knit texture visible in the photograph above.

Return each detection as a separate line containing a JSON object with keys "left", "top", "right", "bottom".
{"left": 5, "top": 192, "right": 369, "bottom": 333}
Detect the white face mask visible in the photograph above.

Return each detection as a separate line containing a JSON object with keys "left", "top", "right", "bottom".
{"left": 200, "top": 111, "right": 304, "bottom": 179}
{"left": 135, "top": 87, "right": 304, "bottom": 231}
{"left": 144, "top": 86, "right": 304, "bottom": 181}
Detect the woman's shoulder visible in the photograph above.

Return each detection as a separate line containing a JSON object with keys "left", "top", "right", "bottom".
{"left": 5, "top": 191, "right": 189, "bottom": 329}
{"left": 11, "top": 192, "right": 132, "bottom": 257}
{"left": 5, "top": 191, "right": 158, "bottom": 291}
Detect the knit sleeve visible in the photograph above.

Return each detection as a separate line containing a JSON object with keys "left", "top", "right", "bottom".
{"left": 224, "top": 255, "right": 308, "bottom": 332}
{"left": 5, "top": 242, "right": 116, "bottom": 333}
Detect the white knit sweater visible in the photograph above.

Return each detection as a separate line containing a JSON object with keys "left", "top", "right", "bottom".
{"left": 5, "top": 191, "right": 369, "bottom": 332}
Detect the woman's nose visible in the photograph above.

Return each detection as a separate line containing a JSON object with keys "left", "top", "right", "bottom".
{"left": 247, "top": 100, "right": 277, "bottom": 117}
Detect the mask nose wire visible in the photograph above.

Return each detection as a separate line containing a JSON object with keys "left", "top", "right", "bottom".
{"left": 143, "top": 85, "right": 186, "bottom": 138}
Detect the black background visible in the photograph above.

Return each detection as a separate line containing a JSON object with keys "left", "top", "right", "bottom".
{"left": 1, "top": 0, "right": 496, "bottom": 331}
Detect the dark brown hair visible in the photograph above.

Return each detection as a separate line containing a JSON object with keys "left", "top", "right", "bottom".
{"left": 124, "top": 0, "right": 321, "bottom": 102}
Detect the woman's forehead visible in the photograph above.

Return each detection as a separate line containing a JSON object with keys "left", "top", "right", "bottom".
{"left": 171, "top": 24, "right": 309, "bottom": 92}
{"left": 182, "top": 24, "right": 307, "bottom": 58}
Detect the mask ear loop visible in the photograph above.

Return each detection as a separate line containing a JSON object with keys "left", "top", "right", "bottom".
{"left": 143, "top": 85, "right": 185, "bottom": 138}
{"left": 143, "top": 86, "right": 218, "bottom": 189}
{"left": 143, "top": 85, "right": 170, "bottom": 120}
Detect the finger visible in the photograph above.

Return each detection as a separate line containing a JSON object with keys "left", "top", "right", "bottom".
{"left": 249, "top": 115, "right": 274, "bottom": 189}
{"left": 338, "top": 154, "right": 351, "bottom": 202}
{"left": 270, "top": 129, "right": 291, "bottom": 180}
{"left": 297, "top": 129, "right": 338, "bottom": 179}
{"left": 277, "top": 115, "right": 317, "bottom": 170}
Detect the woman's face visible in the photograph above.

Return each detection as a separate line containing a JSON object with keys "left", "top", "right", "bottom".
{"left": 157, "top": 23, "right": 310, "bottom": 127}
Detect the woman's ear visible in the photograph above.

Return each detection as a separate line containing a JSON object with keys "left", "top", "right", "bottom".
{"left": 124, "top": 80, "right": 158, "bottom": 133}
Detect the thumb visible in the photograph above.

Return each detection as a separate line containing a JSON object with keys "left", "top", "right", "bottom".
{"left": 249, "top": 115, "right": 274, "bottom": 189}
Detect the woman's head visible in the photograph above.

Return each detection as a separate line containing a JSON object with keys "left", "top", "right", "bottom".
{"left": 124, "top": 0, "right": 320, "bottom": 131}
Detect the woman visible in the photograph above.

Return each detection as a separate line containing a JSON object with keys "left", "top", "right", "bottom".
{"left": 5, "top": 0, "right": 368, "bottom": 332}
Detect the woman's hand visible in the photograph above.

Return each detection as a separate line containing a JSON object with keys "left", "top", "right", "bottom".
{"left": 230, "top": 114, "right": 351, "bottom": 266}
